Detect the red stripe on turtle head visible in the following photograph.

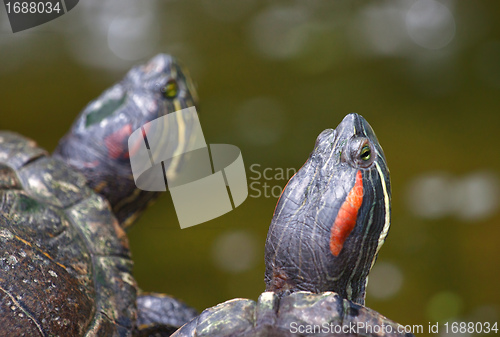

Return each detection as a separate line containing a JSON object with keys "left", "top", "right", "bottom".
{"left": 330, "top": 170, "right": 364, "bottom": 256}
{"left": 105, "top": 124, "right": 133, "bottom": 159}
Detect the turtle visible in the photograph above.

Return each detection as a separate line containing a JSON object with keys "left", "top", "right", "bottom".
{"left": 171, "top": 113, "right": 414, "bottom": 337}
{"left": 0, "top": 54, "right": 200, "bottom": 336}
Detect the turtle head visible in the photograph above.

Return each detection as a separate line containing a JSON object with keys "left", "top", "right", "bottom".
{"left": 54, "top": 54, "right": 199, "bottom": 228}
{"left": 264, "top": 113, "right": 391, "bottom": 305}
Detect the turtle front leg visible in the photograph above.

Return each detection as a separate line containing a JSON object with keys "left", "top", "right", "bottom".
{"left": 134, "top": 293, "right": 198, "bottom": 337}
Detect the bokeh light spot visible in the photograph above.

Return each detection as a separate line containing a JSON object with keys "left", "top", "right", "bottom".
{"left": 426, "top": 291, "right": 464, "bottom": 322}
{"left": 453, "top": 171, "right": 499, "bottom": 221}
{"left": 352, "top": 3, "right": 409, "bottom": 56}
{"left": 367, "top": 261, "right": 403, "bottom": 300}
{"left": 406, "top": 0, "right": 456, "bottom": 50}
{"left": 406, "top": 171, "right": 499, "bottom": 221}
{"left": 406, "top": 172, "right": 454, "bottom": 219}
{"left": 107, "top": 9, "right": 159, "bottom": 61}
{"left": 247, "top": 5, "right": 309, "bottom": 60}
{"left": 212, "top": 230, "right": 258, "bottom": 273}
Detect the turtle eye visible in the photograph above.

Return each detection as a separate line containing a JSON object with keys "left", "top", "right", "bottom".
{"left": 162, "top": 79, "right": 178, "bottom": 99}
{"left": 360, "top": 145, "right": 371, "bottom": 161}
{"left": 341, "top": 137, "right": 376, "bottom": 168}
{"left": 356, "top": 141, "right": 375, "bottom": 168}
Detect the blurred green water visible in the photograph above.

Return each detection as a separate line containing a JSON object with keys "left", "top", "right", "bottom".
{"left": 1, "top": 1, "right": 499, "bottom": 334}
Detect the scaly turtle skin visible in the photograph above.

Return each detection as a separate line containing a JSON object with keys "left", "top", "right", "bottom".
{"left": 172, "top": 114, "right": 412, "bottom": 337}
{"left": 0, "top": 54, "right": 198, "bottom": 336}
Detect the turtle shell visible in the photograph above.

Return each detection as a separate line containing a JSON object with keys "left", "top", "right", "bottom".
{"left": 172, "top": 291, "right": 413, "bottom": 337}
{"left": 0, "top": 131, "right": 137, "bottom": 336}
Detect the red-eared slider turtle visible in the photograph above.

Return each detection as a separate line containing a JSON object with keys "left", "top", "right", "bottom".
{"left": 172, "top": 114, "right": 413, "bottom": 337}
{"left": 0, "top": 54, "right": 198, "bottom": 336}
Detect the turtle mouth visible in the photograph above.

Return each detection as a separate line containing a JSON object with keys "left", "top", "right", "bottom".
{"left": 337, "top": 113, "right": 368, "bottom": 137}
